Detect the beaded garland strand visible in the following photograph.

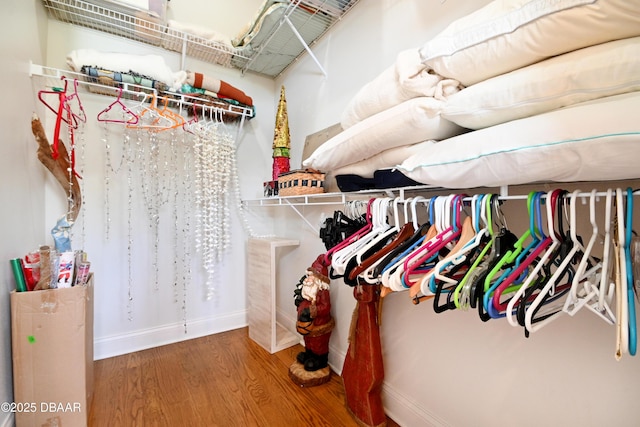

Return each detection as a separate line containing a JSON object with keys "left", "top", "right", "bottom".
{"left": 98, "top": 105, "right": 252, "bottom": 320}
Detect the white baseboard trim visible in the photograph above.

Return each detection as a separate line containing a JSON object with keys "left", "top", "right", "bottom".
{"left": 94, "top": 310, "right": 247, "bottom": 360}
{"left": 0, "top": 412, "right": 14, "bottom": 427}
{"left": 382, "top": 382, "right": 449, "bottom": 427}
{"left": 327, "top": 345, "right": 447, "bottom": 427}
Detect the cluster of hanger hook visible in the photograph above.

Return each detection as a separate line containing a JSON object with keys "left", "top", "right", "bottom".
{"left": 96, "top": 86, "right": 234, "bottom": 135}
{"left": 38, "top": 75, "right": 245, "bottom": 139}
{"left": 323, "top": 188, "right": 638, "bottom": 359}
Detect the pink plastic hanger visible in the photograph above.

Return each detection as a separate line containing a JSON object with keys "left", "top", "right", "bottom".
{"left": 405, "top": 195, "right": 465, "bottom": 293}
{"left": 97, "top": 87, "right": 139, "bottom": 125}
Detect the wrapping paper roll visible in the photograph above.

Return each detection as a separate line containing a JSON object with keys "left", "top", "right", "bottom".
{"left": 11, "top": 258, "right": 27, "bottom": 292}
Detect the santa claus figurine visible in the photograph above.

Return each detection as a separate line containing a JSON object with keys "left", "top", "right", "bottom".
{"left": 289, "top": 255, "right": 334, "bottom": 386}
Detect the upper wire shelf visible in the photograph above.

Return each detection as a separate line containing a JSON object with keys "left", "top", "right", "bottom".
{"left": 41, "top": 0, "right": 250, "bottom": 70}
{"left": 41, "top": 0, "right": 360, "bottom": 77}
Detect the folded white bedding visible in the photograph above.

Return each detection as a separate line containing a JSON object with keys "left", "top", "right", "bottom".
{"left": 419, "top": 0, "right": 640, "bottom": 86}
{"left": 330, "top": 142, "right": 425, "bottom": 179}
{"left": 398, "top": 92, "right": 640, "bottom": 189}
{"left": 66, "top": 48, "right": 179, "bottom": 90}
{"left": 441, "top": 36, "right": 640, "bottom": 130}
{"left": 304, "top": 96, "right": 466, "bottom": 172}
{"left": 340, "top": 48, "right": 461, "bottom": 129}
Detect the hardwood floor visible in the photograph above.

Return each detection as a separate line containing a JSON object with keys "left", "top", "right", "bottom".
{"left": 89, "top": 327, "right": 399, "bottom": 426}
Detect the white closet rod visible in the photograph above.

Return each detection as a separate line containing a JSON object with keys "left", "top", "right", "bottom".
{"left": 397, "top": 189, "right": 640, "bottom": 203}
{"left": 29, "top": 63, "right": 253, "bottom": 127}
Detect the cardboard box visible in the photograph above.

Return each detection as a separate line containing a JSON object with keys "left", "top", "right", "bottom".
{"left": 11, "top": 275, "right": 94, "bottom": 427}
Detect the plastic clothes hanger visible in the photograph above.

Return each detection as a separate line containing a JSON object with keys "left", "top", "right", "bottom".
{"left": 453, "top": 194, "right": 499, "bottom": 309}
{"left": 128, "top": 92, "right": 175, "bottom": 131}
{"left": 63, "top": 77, "right": 87, "bottom": 126}
{"left": 426, "top": 197, "right": 477, "bottom": 293}
{"left": 432, "top": 195, "right": 485, "bottom": 288}
{"left": 505, "top": 190, "right": 564, "bottom": 327}
{"left": 182, "top": 105, "right": 199, "bottom": 134}
{"left": 563, "top": 190, "right": 602, "bottom": 317}
{"left": 430, "top": 195, "right": 486, "bottom": 310}
{"left": 332, "top": 198, "right": 392, "bottom": 276}
{"left": 398, "top": 196, "right": 449, "bottom": 287}
{"left": 584, "top": 189, "right": 617, "bottom": 325}
{"left": 38, "top": 78, "right": 72, "bottom": 125}
{"left": 38, "top": 77, "right": 80, "bottom": 160}
{"left": 378, "top": 198, "right": 433, "bottom": 296}
{"left": 345, "top": 198, "right": 405, "bottom": 284}
{"left": 352, "top": 198, "right": 402, "bottom": 267}
{"left": 405, "top": 195, "right": 464, "bottom": 295}
{"left": 441, "top": 195, "right": 494, "bottom": 309}
{"left": 424, "top": 215, "right": 475, "bottom": 308}
{"left": 467, "top": 197, "right": 520, "bottom": 320}
{"left": 354, "top": 199, "right": 417, "bottom": 284}
{"left": 516, "top": 192, "right": 575, "bottom": 337}
{"left": 613, "top": 188, "right": 631, "bottom": 358}
{"left": 374, "top": 197, "right": 422, "bottom": 277}
{"left": 97, "top": 87, "right": 139, "bottom": 125}
{"left": 487, "top": 191, "right": 559, "bottom": 319}
{"left": 624, "top": 188, "right": 636, "bottom": 356}
{"left": 38, "top": 77, "right": 86, "bottom": 127}
{"left": 155, "top": 96, "right": 186, "bottom": 130}
{"left": 382, "top": 197, "right": 440, "bottom": 292}
{"left": 323, "top": 198, "right": 375, "bottom": 266}
{"left": 413, "top": 195, "right": 475, "bottom": 301}
{"left": 482, "top": 191, "right": 545, "bottom": 318}
{"left": 524, "top": 190, "right": 585, "bottom": 334}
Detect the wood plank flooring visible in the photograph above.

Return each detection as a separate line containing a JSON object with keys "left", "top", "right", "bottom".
{"left": 89, "top": 327, "right": 399, "bottom": 426}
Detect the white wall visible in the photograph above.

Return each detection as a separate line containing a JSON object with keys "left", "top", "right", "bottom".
{"left": 6, "top": 1, "right": 640, "bottom": 427}
{"left": 273, "top": 1, "right": 640, "bottom": 427}
{"left": 0, "top": 2, "right": 48, "bottom": 426}
{"left": 38, "top": 0, "right": 277, "bottom": 358}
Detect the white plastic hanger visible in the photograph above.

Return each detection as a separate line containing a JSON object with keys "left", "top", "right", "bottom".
{"left": 562, "top": 190, "right": 602, "bottom": 316}
{"left": 419, "top": 195, "right": 479, "bottom": 297}
{"left": 331, "top": 198, "right": 392, "bottom": 275}
{"left": 505, "top": 190, "right": 560, "bottom": 327}
{"left": 383, "top": 196, "right": 442, "bottom": 292}
{"left": 584, "top": 189, "right": 616, "bottom": 325}
{"left": 360, "top": 197, "right": 411, "bottom": 284}
{"left": 525, "top": 190, "right": 586, "bottom": 333}
{"left": 380, "top": 197, "right": 432, "bottom": 291}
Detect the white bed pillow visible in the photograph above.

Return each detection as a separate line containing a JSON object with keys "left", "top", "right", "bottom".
{"left": 397, "top": 92, "right": 640, "bottom": 189}
{"left": 330, "top": 142, "right": 426, "bottom": 179}
{"left": 419, "top": 0, "right": 640, "bottom": 86}
{"left": 340, "top": 49, "right": 461, "bottom": 129}
{"left": 303, "top": 97, "right": 466, "bottom": 172}
{"left": 441, "top": 37, "right": 640, "bottom": 130}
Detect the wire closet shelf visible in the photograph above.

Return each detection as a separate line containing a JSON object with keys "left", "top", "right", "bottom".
{"left": 30, "top": 63, "right": 254, "bottom": 129}
{"left": 41, "top": 0, "right": 250, "bottom": 69}
{"left": 41, "top": 0, "right": 360, "bottom": 77}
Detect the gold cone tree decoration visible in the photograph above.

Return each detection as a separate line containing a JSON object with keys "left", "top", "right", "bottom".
{"left": 272, "top": 85, "right": 291, "bottom": 181}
